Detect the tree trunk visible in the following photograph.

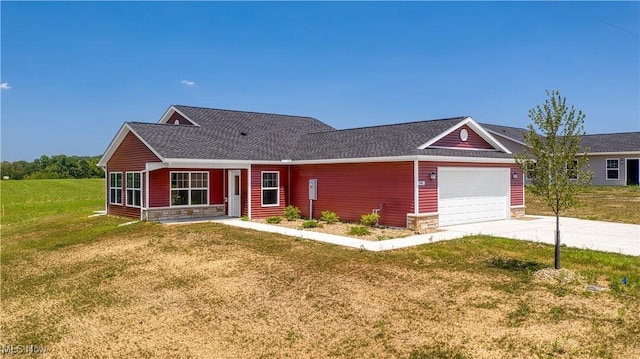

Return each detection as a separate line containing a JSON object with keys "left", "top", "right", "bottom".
{"left": 554, "top": 213, "right": 561, "bottom": 269}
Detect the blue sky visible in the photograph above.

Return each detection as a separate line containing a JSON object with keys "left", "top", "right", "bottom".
{"left": 1, "top": 1, "right": 638, "bottom": 162}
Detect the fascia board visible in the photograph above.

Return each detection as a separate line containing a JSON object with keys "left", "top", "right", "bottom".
{"left": 158, "top": 105, "right": 200, "bottom": 127}
{"left": 97, "top": 123, "right": 166, "bottom": 167}
{"left": 417, "top": 117, "right": 513, "bottom": 154}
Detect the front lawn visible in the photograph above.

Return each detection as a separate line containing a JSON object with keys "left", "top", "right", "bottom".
{"left": 2, "top": 179, "right": 639, "bottom": 358}
{"left": 525, "top": 185, "right": 640, "bottom": 224}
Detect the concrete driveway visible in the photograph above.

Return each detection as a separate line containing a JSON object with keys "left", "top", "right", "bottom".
{"left": 441, "top": 216, "right": 640, "bottom": 256}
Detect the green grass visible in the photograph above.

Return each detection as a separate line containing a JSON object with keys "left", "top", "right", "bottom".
{"left": 525, "top": 185, "right": 640, "bottom": 224}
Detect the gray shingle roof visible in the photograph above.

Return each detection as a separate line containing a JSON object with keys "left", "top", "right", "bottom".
{"left": 579, "top": 132, "right": 640, "bottom": 153}
{"left": 129, "top": 106, "right": 335, "bottom": 160}
{"left": 290, "top": 117, "right": 512, "bottom": 160}
{"left": 482, "top": 123, "right": 527, "bottom": 144}
{"left": 482, "top": 123, "right": 640, "bottom": 154}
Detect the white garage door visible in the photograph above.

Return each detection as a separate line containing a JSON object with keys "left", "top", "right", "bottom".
{"left": 438, "top": 167, "right": 509, "bottom": 227}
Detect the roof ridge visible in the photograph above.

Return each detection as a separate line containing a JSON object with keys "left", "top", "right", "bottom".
{"left": 581, "top": 131, "right": 640, "bottom": 136}
{"left": 303, "top": 116, "right": 468, "bottom": 135}
{"left": 173, "top": 104, "right": 319, "bottom": 120}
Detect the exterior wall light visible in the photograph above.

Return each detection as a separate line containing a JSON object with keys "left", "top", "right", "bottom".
{"left": 430, "top": 172, "right": 437, "bottom": 180}
{"left": 512, "top": 172, "right": 518, "bottom": 179}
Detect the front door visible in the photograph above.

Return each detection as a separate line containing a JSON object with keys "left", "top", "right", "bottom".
{"left": 228, "top": 170, "right": 241, "bottom": 217}
{"left": 627, "top": 159, "right": 639, "bottom": 186}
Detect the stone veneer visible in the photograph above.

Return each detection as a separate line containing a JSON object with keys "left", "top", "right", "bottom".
{"left": 407, "top": 213, "right": 439, "bottom": 233}
{"left": 510, "top": 205, "right": 526, "bottom": 219}
{"left": 143, "top": 205, "right": 226, "bottom": 221}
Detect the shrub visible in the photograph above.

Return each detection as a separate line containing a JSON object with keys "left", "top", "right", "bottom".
{"left": 284, "top": 205, "right": 302, "bottom": 221}
{"left": 320, "top": 210, "right": 340, "bottom": 224}
{"left": 349, "top": 225, "right": 370, "bottom": 236}
{"left": 301, "top": 220, "right": 323, "bottom": 229}
{"left": 360, "top": 213, "right": 380, "bottom": 227}
{"left": 240, "top": 216, "right": 249, "bottom": 221}
{"left": 266, "top": 216, "right": 282, "bottom": 224}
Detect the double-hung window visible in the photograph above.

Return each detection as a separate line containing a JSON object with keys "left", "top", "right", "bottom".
{"left": 567, "top": 159, "right": 578, "bottom": 180}
{"left": 109, "top": 172, "right": 123, "bottom": 204}
{"left": 126, "top": 172, "right": 142, "bottom": 207}
{"left": 606, "top": 159, "right": 619, "bottom": 180}
{"left": 171, "top": 172, "right": 208, "bottom": 206}
{"left": 261, "top": 172, "right": 279, "bottom": 206}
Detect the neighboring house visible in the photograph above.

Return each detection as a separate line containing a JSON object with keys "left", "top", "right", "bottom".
{"left": 484, "top": 124, "right": 640, "bottom": 186}
{"left": 98, "top": 105, "right": 526, "bottom": 231}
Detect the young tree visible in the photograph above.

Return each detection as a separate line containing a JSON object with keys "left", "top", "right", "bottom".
{"left": 515, "top": 90, "right": 593, "bottom": 269}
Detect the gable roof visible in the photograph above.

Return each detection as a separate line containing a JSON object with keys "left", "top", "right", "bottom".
{"left": 129, "top": 106, "right": 336, "bottom": 161}
{"left": 99, "top": 105, "right": 519, "bottom": 166}
{"left": 290, "top": 117, "right": 514, "bottom": 160}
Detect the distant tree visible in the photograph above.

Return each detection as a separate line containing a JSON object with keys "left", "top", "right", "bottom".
{"left": 0, "top": 155, "right": 104, "bottom": 180}
{"left": 515, "top": 90, "right": 593, "bottom": 269}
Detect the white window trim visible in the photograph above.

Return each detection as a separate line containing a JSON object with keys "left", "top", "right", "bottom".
{"left": 261, "top": 171, "right": 280, "bottom": 207}
{"left": 109, "top": 172, "right": 123, "bottom": 205}
{"left": 605, "top": 158, "right": 619, "bottom": 180}
{"left": 170, "top": 171, "right": 210, "bottom": 207}
{"left": 126, "top": 172, "right": 142, "bottom": 208}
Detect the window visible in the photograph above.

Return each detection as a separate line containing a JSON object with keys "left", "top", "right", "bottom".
{"left": 126, "top": 172, "right": 141, "bottom": 207}
{"left": 109, "top": 172, "right": 122, "bottom": 204}
{"left": 606, "top": 159, "right": 619, "bottom": 180}
{"left": 171, "top": 172, "right": 208, "bottom": 206}
{"left": 524, "top": 161, "right": 537, "bottom": 180}
{"left": 261, "top": 171, "right": 279, "bottom": 206}
{"left": 567, "top": 159, "right": 578, "bottom": 180}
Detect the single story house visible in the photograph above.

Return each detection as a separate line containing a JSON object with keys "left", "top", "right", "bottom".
{"left": 98, "top": 105, "right": 526, "bottom": 231}
{"left": 483, "top": 124, "right": 640, "bottom": 186}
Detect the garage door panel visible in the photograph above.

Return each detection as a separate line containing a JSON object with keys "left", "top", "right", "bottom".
{"left": 438, "top": 168, "right": 509, "bottom": 226}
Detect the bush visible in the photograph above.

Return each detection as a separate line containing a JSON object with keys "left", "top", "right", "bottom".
{"left": 284, "top": 205, "right": 302, "bottom": 221}
{"left": 320, "top": 210, "right": 340, "bottom": 224}
{"left": 348, "top": 225, "right": 370, "bottom": 236}
{"left": 240, "top": 216, "right": 249, "bottom": 221}
{"left": 301, "top": 220, "right": 323, "bottom": 229}
{"left": 360, "top": 213, "right": 380, "bottom": 227}
{"left": 266, "top": 216, "right": 282, "bottom": 224}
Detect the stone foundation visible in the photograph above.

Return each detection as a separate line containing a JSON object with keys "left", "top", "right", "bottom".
{"left": 143, "top": 205, "right": 226, "bottom": 221}
{"left": 510, "top": 205, "right": 526, "bottom": 219}
{"left": 407, "top": 213, "right": 439, "bottom": 233}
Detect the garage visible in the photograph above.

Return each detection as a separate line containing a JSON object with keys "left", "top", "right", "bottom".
{"left": 438, "top": 167, "right": 510, "bottom": 226}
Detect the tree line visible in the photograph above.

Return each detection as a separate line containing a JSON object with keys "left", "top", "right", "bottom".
{"left": 1, "top": 155, "right": 105, "bottom": 180}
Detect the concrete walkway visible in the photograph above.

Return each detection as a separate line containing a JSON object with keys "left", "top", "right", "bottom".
{"left": 171, "top": 216, "right": 639, "bottom": 256}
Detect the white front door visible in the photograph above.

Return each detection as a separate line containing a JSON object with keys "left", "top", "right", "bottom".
{"left": 228, "top": 170, "right": 241, "bottom": 217}
{"left": 438, "top": 167, "right": 510, "bottom": 226}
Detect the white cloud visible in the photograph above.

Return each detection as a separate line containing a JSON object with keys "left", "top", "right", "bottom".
{"left": 181, "top": 80, "right": 195, "bottom": 86}
{"left": 0, "top": 83, "right": 11, "bottom": 90}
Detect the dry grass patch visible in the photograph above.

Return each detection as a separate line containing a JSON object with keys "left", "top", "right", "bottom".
{"left": 3, "top": 219, "right": 639, "bottom": 358}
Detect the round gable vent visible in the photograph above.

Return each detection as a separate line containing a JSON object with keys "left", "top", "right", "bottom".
{"left": 460, "top": 129, "right": 469, "bottom": 141}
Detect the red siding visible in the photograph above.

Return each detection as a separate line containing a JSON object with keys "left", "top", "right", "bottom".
{"left": 510, "top": 166, "right": 524, "bottom": 206}
{"left": 241, "top": 169, "right": 248, "bottom": 217}
{"left": 431, "top": 125, "right": 494, "bottom": 150}
{"left": 290, "top": 162, "right": 413, "bottom": 227}
{"left": 167, "top": 111, "right": 196, "bottom": 126}
{"left": 107, "top": 131, "right": 161, "bottom": 217}
{"left": 250, "top": 165, "right": 289, "bottom": 218}
{"left": 148, "top": 168, "right": 224, "bottom": 208}
{"left": 418, "top": 163, "right": 438, "bottom": 213}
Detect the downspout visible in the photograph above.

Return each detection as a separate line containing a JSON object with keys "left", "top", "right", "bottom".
{"left": 413, "top": 159, "right": 419, "bottom": 215}
{"left": 247, "top": 165, "right": 252, "bottom": 219}
{"left": 287, "top": 165, "right": 291, "bottom": 206}
{"left": 103, "top": 166, "right": 108, "bottom": 213}
{"left": 141, "top": 169, "right": 148, "bottom": 221}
